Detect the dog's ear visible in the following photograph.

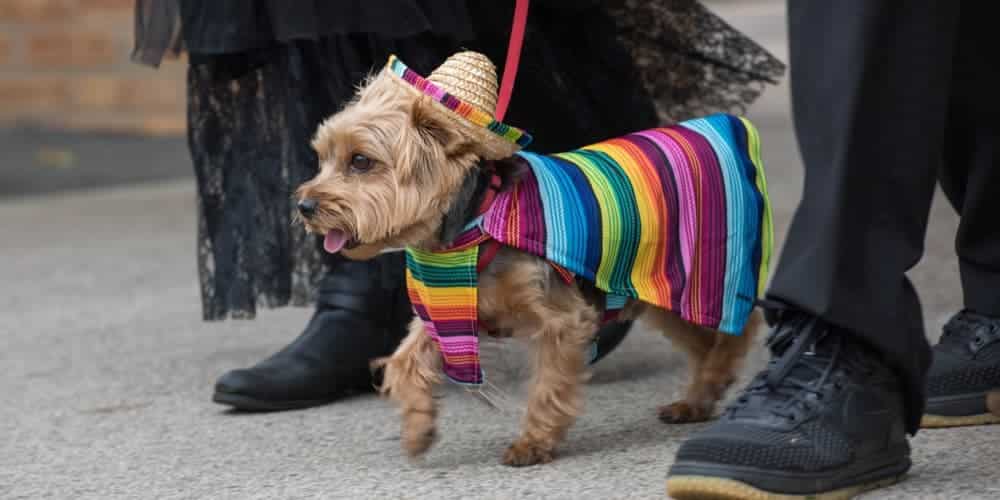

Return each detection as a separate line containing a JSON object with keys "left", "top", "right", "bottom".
{"left": 410, "top": 97, "right": 464, "bottom": 153}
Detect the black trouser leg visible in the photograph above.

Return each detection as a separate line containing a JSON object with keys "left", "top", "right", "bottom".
{"left": 768, "top": 0, "right": 961, "bottom": 431}
{"left": 938, "top": 8, "right": 1000, "bottom": 318}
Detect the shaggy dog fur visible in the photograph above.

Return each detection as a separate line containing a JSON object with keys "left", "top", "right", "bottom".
{"left": 296, "top": 69, "right": 761, "bottom": 466}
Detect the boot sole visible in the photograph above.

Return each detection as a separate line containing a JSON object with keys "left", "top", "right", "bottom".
{"left": 920, "top": 412, "right": 1000, "bottom": 428}
{"left": 213, "top": 391, "right": 348, "bottom": 411}
{"left": 667, "top": 451, "right": 910, "bottom": 500}
{"left": 666, "top": 474, "right": 904, "bottom": 500}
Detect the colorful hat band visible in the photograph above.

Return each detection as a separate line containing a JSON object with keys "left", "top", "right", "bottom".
{"left": 387, "top": 55, "right": 533, "bottom": 149}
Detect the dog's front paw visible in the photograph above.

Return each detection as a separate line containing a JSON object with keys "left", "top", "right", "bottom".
{"left": 502, "top": 440, "right": 554, "bottom": 467}
{"left": 657, "top": 401, "right": 711, "bottom": 424}
{"left": 401, "top": 413, "right": 437, "bottom": 458}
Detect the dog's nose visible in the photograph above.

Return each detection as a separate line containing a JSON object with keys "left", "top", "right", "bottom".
{"left": 297, "top": 198, "right": 318, "bottom": 218}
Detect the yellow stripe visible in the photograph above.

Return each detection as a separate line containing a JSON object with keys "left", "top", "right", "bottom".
{"left": 585, "top": 141, "right": 666, "bottom": 304}
{"left": 738, "top": 117, "right": 773, "bottom": 295}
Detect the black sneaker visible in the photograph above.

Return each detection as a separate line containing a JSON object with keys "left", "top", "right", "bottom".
{"left": 666, "top": 310, "right": 911, "bottom": 499}
{"left": 922, "top": 310, "right": 1000, "bottom": 428}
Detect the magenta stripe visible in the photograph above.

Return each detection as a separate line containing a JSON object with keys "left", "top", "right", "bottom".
{"left": 427, "top": 85, "right": 446, "bottom": 101}
{"left": 514, "top": 168, "right": 547, "bottom": 256}
{"left": 638, "top": 130, "right": 697, "bottom": 319}
{"left": 627, "top": 133, "right": 685, "bottom": 311}
{"left": 433, "top": 320, "right": 480, "bottom": 335}
{"left": 482, "top": 181, "right": 513, "bottom": 238}
{"left": 672, "top": 127, "right": 727, "bottom": 323}
{"left": 451, "top": 226, "right": 484, "bottom": 248}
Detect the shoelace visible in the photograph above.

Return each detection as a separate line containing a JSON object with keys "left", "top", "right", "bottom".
{"left": 728, "top": 309, "right": 850, "bottom": 422}
{"left": 939, "top": 311, "right": 1000, "bottom": 350}
{"left": 939, "top": 313, "right": 977, "bottom": 345}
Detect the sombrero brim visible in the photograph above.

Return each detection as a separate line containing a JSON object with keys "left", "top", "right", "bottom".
{"left": 385, "top": 55, "right": 533, "bottom": 160}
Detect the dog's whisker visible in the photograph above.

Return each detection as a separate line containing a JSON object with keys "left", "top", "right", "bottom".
{"left": 466, "top": 381, "right": 524, "bottom": 417}
{"left": 485, "top": 380, "right": 522, "bottom": 411}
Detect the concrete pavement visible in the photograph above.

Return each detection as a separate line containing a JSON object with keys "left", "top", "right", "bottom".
{"left": 3, "top": 2, "right": 999, "bottom": 498}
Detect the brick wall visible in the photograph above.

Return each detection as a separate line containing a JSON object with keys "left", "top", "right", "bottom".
{"left": 0, "top": 0, "right": 185, "bottom": 135}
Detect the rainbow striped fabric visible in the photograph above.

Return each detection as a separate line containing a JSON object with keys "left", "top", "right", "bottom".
{"left": 405, "top": 245, "right": 484, "bottom": 385}
{"left": 406, "top": 114, "right": 772, "bottom": 386}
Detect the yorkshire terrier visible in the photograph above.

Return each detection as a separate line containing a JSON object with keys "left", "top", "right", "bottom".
{"left": 295, "top": 52, "right": 768, "bottom": 466}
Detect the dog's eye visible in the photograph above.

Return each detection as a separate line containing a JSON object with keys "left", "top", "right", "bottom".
{"left": 349, "top": 154, "right": 374, "bottom": 173}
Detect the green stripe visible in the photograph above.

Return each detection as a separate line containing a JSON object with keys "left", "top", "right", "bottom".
{"left": 405, "top": 246, "right": 478, "bottom": 288}
{"left": 555, "top": 151, "right": 620, "bottom": 289}
{"left": 555, "top": 150, "right": 640, "bottom": 296}
{"left": 407, "top": 246, "right": 477, "bottom": 268}
{"left": 738, "top": 116, "right": 773, "bottom": 295}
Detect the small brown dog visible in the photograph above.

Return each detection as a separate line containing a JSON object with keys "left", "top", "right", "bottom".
{"left": 296, "top": 52, "right": 767, "bottom": 466}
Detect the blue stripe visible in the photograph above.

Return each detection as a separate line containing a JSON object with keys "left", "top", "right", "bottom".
{"left": 606, "top": 294, "right": 628, "bottom": 310}
{"left": 562, "top": 149, "right": 641, "bottom": 298}
{"left": 520, "top": 152, "right": 577, "bottom": 274}
{"left": 728, "top": 115, "right": 767, "bottom": 298}
{"left": 553, "top": 154, "right": 605, "bottom": 277}
{"left": 681, "top": 115, "right": 759, "bottom": 333}
{"left": 519, "top": 152, "right": 604, "bottom": 279}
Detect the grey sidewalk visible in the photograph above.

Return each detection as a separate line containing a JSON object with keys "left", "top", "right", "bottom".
{"left": 2, "top": 2, "right": 997, "bottom": 499}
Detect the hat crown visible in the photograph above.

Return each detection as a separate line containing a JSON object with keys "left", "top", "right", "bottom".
{"left": 427, "top": 51, "right": 499, "bottom": 115}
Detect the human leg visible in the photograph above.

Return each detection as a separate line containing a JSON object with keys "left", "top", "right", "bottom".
{"left": 924, "top": 5, "right": 1000, "bottom": 427}
{"left": 668, "top": 1, "right": 960, "bottom": 496}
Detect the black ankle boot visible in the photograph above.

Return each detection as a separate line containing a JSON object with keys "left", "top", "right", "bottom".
{"left": 212, "top": 252, "right": 412, "bottom": 411}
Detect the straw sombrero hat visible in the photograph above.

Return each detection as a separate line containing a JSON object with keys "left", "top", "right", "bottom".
{"left": 385, "top": 51, "right": 532, "bottom": 160}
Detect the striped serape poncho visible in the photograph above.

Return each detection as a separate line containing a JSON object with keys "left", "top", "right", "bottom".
{"left": 405, "top": 114, "right": 773, "bottom": 386}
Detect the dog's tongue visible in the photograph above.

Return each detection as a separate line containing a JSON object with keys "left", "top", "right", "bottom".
{"left": 323, "top": 230, "right": 349, "bottom": 253}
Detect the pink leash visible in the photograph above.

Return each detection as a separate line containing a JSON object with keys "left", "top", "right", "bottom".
{"left": 494, "top": 0, "right": 529, "bottom": 122}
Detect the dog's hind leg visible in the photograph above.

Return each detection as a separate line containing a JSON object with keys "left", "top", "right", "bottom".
{"left": 373, "top": 317, "right": 443, "bottom": 458}
{"left": 645, "top": 308, "right": 762, "bottom": 423}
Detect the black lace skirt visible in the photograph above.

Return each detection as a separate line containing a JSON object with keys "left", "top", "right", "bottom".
{"left": 138, "top": 0, "right": 784, "bottom": 320}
